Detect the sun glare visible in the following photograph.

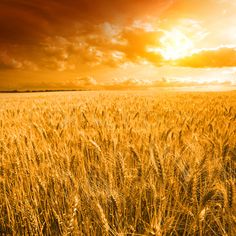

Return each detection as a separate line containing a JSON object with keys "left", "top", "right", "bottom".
{"left": 159, "top": 29, "right": 194, "bottom": 60}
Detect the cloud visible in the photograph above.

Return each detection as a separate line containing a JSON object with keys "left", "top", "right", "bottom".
{"left": 99, "top": 77, "right": 195, "bottom": 89}
{"left": 1, "top": 0, "right": 236, "bottom": 86}
{"left": 39, "top": 23, "right": 165, "bottom": 70}
{"left": 0, "top": 52, "right": 38, "bottom": 71}
{"left": 0, "top": 52, "right": 22, "bottom": 69}
{"left": 9, "top": 22, "right": 163, "bottom": 72}
{"left": 101, "top": 76, "right": 235, "bottom": 90}
{"left": 37, "top": 76, "right": 98, "bottom": 89}
{"left": 75, "top": 76, "right": 97, "bottom": 87}
{"left": 0, "top": 0, "right": 174, "bottom": 74}
{"left": 176, "top": 47, "right": 236, "bottom": 67}
{"left": 119, "top": 28, "right": 164, "bottom": 64}
{"left": 0, "top": 0, "right": 173, "bottom": 45}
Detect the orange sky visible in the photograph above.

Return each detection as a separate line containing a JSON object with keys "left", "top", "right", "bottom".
{"left": 0, "top": 0, "right": 236, "bottom": 90}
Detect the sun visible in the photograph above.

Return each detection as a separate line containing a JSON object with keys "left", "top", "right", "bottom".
{"left": 158, "top": 29, "right": 194, "bottom": 60}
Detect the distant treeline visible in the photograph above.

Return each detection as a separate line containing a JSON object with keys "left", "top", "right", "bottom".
{"left": 0, "top": 89, "right": 85, "bottom": 93}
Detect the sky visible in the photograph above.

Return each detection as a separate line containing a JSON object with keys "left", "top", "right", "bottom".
{"left": 0, "top": 0, "right": 236, "bottom": 90}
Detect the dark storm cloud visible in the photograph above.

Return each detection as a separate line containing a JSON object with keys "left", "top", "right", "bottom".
{"left": 0, "top": 0, "right": 172, "bottom": 44}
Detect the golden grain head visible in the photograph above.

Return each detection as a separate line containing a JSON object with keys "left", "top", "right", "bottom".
{"left": 0, "top": 91, "right": 236, "bottom": 235}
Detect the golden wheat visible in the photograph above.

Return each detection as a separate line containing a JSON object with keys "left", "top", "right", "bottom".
{"left": 0, "top": 91, "right": 235, "bottom": 235}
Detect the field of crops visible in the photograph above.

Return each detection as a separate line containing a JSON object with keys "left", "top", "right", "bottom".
{"left": 0, "top": 91, "right": 235, "bottom": 235}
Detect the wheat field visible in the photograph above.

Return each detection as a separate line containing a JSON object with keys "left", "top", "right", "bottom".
{"left": 0, "top": 91, "right": 235, "bottom": 235}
